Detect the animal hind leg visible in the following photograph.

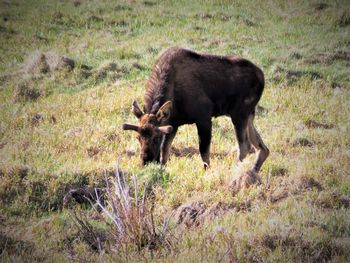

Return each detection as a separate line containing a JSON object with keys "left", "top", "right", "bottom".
{"left": 232, "top": 116, "right": 251, "bottom": 163}
{"left": 229, "top": 114, "right": 260, "bottom": 192}
{"left": 247, "top": 114, "right": 269, "bottom": 172}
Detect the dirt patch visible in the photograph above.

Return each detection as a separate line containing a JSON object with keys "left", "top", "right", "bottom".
{"left": 305, "top": 119, "right": 335, "bottom": 129}
{"left": 22, "top": 51, "right": 75, "bottom": 76}
{"left": 94, "top": 61, "right": 128, "bottom": 81}
{"left": 305, "top": 50, "right": 350, "bottom": 65}
{"left": 312, "top": 3, "right": 329, "bottom": 11}
{"left": 314, "top": 192, "right": 350, "bottom": 209}
{"left": 87, "top": 146, "right": 102, "bottom": 158}
{"left": 335, "top": 8, "right": 350, "bottom": 27}
{"left": 8, "top": 165, "right": 30, "bottom": 179}
{"left": 143, "top": 1, "right": 156, "bottom": 6}
{"left": 261, "top": 234, "right": 296, "bottom": 250}
{"left": 271, "top": 66, "right": 322, "bottom": 83}
{"left": 72, "top": 0, "right": 81, "bottom": 7}
{"left": 30, "top": 113, "right": 44, "bottom": 126}
{"left": 175, "top": 201, "right": 206, "bottom": 227}
{"left": 292, "top": 138, "right": 314, "bottom": 147}
{"left": 12, "top": 80, "right": 42, "bottom": 102}
{"left": 297, "top": 176, "right": 322, "bottom": 191}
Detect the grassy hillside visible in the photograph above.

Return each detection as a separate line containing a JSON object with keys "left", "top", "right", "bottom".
{"left": 0, "top": 0, "right": 349, "bottom": 262}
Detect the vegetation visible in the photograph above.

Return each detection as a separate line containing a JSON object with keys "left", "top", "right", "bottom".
{"left": 0, "top": 0, "right": 349, "bottom": 261}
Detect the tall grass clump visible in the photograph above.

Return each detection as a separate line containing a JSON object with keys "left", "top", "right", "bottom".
{"left": 91, "top": 161, "right": 173, "bottom": 255}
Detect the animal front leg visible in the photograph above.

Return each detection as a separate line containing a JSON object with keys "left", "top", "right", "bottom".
{"left": 196, "top": 121, "right": 212, "bottom": 169}
{"left": 160, "top": 127, "right": 178, "bottom": 165}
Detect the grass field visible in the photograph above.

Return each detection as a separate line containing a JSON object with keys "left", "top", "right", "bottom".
{"left": 0, "top": 0, "right": 350, "bottom": 262}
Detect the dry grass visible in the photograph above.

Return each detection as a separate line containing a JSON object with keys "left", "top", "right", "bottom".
{"left": 0, "top": 0, "right": 349, "bottom": 261}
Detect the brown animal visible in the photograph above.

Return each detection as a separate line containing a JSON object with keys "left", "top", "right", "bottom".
{"left": 122, "top": 47, "right": 269, "bottom": 173}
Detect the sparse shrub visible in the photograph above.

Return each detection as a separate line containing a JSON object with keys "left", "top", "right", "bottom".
{"left": 93, "top": 162, "right": 173, "bottom": 253}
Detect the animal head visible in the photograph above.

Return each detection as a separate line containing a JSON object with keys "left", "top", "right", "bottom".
{"left": 122, "top": 100, "right": 173, "bottom": 165}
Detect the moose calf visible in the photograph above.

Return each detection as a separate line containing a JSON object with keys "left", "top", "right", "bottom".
{"left": 123, "top": 47, "right": 269, "bottom": 174}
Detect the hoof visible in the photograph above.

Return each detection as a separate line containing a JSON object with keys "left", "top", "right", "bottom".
{"left": 229, "top": 170, "right": 261, "bottom": 193}
{"left": 203, "top": 162, "right": 210, "bottom": 170}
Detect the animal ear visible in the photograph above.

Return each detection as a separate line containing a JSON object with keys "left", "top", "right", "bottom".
{"left": 122, "top": 123, "right": 140, "bottom": 132}
{"left": 157, "top": 125, "right": 173, "bottom": 134}
{"left": 132, "top": 101, "right": 143, "bottom": 119}
{"left": 156, "top": 101, "right": 172, "bottom": 122}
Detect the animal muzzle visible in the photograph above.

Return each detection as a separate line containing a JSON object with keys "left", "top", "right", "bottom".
{"left": 141, "top": 152, "right": 160, "bottom": 166}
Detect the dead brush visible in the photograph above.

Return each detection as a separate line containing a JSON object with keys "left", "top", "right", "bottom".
{"left": 70, "top": 210, "right": 105, "bottom": 253}
{"left": 93, "top": 161, "right": 174, "bottom": 253}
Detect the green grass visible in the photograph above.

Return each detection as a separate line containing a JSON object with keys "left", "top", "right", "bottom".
{"left": 0, "top": 0, "right": 350, "bottom": 261}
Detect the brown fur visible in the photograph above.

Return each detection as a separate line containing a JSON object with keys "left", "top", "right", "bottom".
{"left": 123, "top": 47, "right": 269, "bottom": 171}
